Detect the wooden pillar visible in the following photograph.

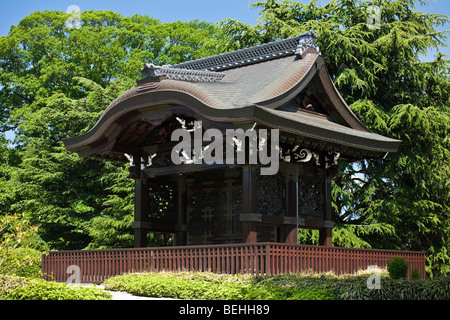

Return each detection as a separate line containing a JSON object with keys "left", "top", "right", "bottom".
{"left": 319, "top": 169, "right": 334, "bottom": 246}
{"left": 132, "top": 156, "right": 149, "bottom": 248}
{"left": 241, "top": 165, "right": 257, "bottom": 243}
{"left": 175, "top": 174, "right": 187, "bottom": 246}
{"left": 283, "top": 167, "right": 298, "bottom": 244}
{"left": 319, "top": 228, "right": 332, "bottom": 247}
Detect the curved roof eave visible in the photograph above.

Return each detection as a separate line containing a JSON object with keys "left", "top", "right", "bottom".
{"left": 63, "top": 84, "right": 401, "bottom": 156}
{"left": 252, "top": 106, "right": 401, "bottom": 154}
{"left": 63, "top": 46, "right": 401, "bottom": 157}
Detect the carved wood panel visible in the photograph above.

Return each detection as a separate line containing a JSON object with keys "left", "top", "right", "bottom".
{"left": 256, "top": 171, "right": 285, "bottom": 216}
{"left": 148, "top": 181, "right": 176, "bottom": 223}
{"left": 298, "top": 173, "right": 325, "bottom": 219}
{"left": 187, "top": 177, "right": 242, "bottom": 245}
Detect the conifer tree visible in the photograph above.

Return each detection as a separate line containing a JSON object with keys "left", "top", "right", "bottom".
{"left": 0, "top": 11, "right": 224, "bottom": 250}
{"left": 221, "top": 0, "right": 449, "bottom": 276}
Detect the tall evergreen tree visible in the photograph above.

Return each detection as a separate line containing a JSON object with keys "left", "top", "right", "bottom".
{"left": 0, "top": 10, "right": 224, "bottom": 250}
{"left": 221, "top": 0, "right": 449, "bottom": 276}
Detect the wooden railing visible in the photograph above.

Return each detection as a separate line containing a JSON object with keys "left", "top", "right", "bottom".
{"left": 41, "top": 243, "right": 426, "bottom": 284}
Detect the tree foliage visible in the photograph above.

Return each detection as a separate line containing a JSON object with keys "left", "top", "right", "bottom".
{"left": 221, "top": 0, "right": 449, "bottom": 276}
{"left": 0, "top": 10, "right": 224, "bottom": 250}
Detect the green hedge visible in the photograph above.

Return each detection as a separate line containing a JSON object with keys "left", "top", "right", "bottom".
{"left": 387, "top": 257, "right": 409, "bottom": 280}
{"left": 335, "top": 276, "right": 450, "bottom": 300}
{"left": 104, "top": 271, "right": 450, "bottom": 300}
{"left": 0, "top": 248, "right": 42, "bottom": 278}
{"left": 0, "top": 274, "right": 111, "bottom": 300}
{"left": 105, "top": 272, "right": 248, "bottom": 300}
{"left": 104, "top": 272, "right": 339, "bottom": 300}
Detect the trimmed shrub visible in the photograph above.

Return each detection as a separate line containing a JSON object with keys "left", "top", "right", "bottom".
{"left": 411, "top": 267, "right": 421, "bottom": 280}
{"left": 104, "top": 272, "right": 339, "bottom": 300}
{"left": 244, "top": 284, "right": 338, "bottom": 300}
{"left": 0, "top": 274, "right": 111, "bottom": 300}
{"left": 0, "top": 248, "right": 42, "bottom": 278}
{"left": 387, "top": 257, "right": 409, "bottom": 280}
{"left": 104, "top": 272, "right": 247, "bottom": 300}
{"left": 104, "top": 271, "right": 450, "bottom": 301}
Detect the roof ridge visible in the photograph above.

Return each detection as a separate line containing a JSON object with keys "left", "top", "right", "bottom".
{"left": 171, "top": 31, "right": 321, "bottom": 72}
{"left": 140, "top": 64, "right": 225, "bottom": 82}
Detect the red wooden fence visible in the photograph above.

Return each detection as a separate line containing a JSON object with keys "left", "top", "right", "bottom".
{"left": 41, "top": 243, "right": 426, "bottom": 284}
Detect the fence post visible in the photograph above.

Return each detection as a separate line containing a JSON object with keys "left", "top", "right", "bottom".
{"left": 265, "top": 243, "right": 271, "bottom": 275}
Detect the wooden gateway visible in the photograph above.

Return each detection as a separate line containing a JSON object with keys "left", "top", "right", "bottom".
{"left": 63, "top": 32, "right": 401, "bottom": 248}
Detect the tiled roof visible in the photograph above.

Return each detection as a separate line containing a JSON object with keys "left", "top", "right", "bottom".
{"left": 170, "top": 31, "right": 320, "bottom": 72}
{"left": 63, "top": 31, "right": 401, "bottom": 160}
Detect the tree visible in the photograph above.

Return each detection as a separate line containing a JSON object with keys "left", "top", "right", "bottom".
{"left": 221, "top": 0, "right": 450, "bottom": 276}
{"left": 0, "top": 11, "right": 224, "bottom": 137}
{"left": 0, "top": 10, "right": 224, "bottom": 250}
{"left": 0, "top": 135, "right": 10, "bottom": 212}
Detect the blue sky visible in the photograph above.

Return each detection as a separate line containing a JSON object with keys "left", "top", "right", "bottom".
{"left": 0, "top": 0, "right": 261, "bottom": 34}
{"left": 0, "top": 0, "right": 448, "bottom": 58}
{"left": 1, "top": 1, "right": 448, "bottom": 31}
